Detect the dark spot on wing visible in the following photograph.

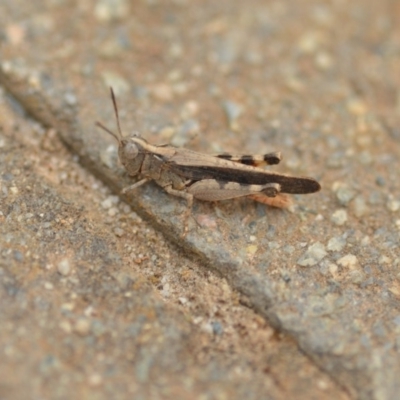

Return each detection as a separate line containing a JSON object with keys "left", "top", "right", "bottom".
{"left": 217, "top": 153, "right": 281, "bottom": 165}
{"left": 263, "top": 153, "right": 281, "bottom": 165}
{"left": 238, "top": 156, "right": 256, "bottom": 165}
{"left": 217, "top": 154, "right": 233, "bottom": 161}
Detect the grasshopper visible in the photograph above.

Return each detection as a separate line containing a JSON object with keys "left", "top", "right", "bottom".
{"left": 96, "top": 89, "right": 321, "bottom": 232}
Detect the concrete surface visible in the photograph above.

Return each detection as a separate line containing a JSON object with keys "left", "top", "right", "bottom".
{"left": 1, "top": 0, "right": 400, "bottom": 399}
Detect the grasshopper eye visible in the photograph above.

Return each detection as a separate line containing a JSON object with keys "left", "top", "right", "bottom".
{"left": 123, "top": 141, "right": 139, "bottom": 159}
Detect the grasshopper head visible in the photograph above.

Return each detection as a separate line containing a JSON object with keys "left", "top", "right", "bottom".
{"left": 118, "top": 137, "right": 145, "bottom": 176}
{"left": 96, "top": 88, "right": 145, "bottom": 176}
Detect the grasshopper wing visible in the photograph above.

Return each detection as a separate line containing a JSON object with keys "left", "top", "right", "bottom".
{"left": 166, "top": 149, "right": 321, "bottom": 195}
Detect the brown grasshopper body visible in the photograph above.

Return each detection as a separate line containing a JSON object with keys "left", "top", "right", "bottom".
{"left": 96, "top": 89, "right": 321, "bottom": 231}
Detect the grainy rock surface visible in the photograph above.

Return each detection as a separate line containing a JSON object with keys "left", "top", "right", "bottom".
{"left": 1, "top": 0, "right": 400, "bottom": 399}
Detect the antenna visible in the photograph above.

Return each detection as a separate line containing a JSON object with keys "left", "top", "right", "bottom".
{"left": 110, "top": 87, "right": 123, "bottom": 140}
{"left": 95, "top": 121, "right": 120, "bottom": 142}
{"left": 95, "top": 87, "right": 124, "bottom": 143}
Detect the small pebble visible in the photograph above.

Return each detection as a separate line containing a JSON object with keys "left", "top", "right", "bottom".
{"left": 88, "top": 373, "right": 103, "bottom": 387}
{"left": 317, "top": 379, "right": 329, "bottom": 390}
{"left": 331, "top": 209, "right": 348, "bottom": 226}
{"left": 353, "top": 196, "right": 368, "bottom": 218}
{"left": 211, "top": 321, "right": 223, "bottom": 335}
{"left": 379, "top": 255, "right": 391, "bottom": 265}
{"left": 151, "top": 83, "right": 173, "bottom": 101}
{"left": 178, "top": 297, "right": 188, "bottom": 305}
{"left": 59, "top": 320, "right": 72, "bottom": 334}
{"left": 333, "top": 184, "right": 356, "bottom": 206}
{"left": 161, "top": 282, "right": 170, "bottom": 298}
{"left": 57, "top": 258, "right": 71, "bottom": 276}
{"left": 283, "top": 245, "right": 295, "bottom": 254}
{"left": 387, "top": 199, "right": 400, "bottom": 212}
{"left": 61, "top": 302, "right": 75, "bottom": 311}
{"left": 180, "top": 100, "right": 199, "bottom": 119}
{"left": 200, "top": 322, "right": 213, "bottom": 334}
{"left": 347, "top": 98, "right": 367, "bottom": 115}
{"left": 64, "top": 92, "right": 77, "bottom": 106}
{"left": 329, "top": 263, "right": 338, "bottom": 276}
{"left": 74, "top": 318, "right": 91, "bottom": 336}
{"left": 297, "top": 242, "right": 327, "bottom": 267}
{"left": 315, "top": 51, "right": 333, "bottom": 70}
{"left": 195, "top": 214, "right": 217, "bottom": 229}
{"left": 101, "top": 71, "right": 130, "bottom": 95}
{"left": 108, "top": 207, "right": 119, "bottom": 217}
{"left": 284, "top": 75, "right": 304, "bottom": 92}
{"left": 222, "top": 100, "right": 243, "bottom": 130}
{"left": 327, "top": 236, "right": 346, "bottom": 252}
{"left": 268, "top": 242, "right": 280, "bottom": 250}
{"left": 348, "top": 269, "right": 364, "bottom": 284}
{"left": 169, "top": 43, "right": 183, "bottom": 58}
{"left": 114, "top": 227, "right": 124, "bottom": 237}
{"left": 13, "top": 250, "right": 24, "bottom": 262}
{"left": 247, "top": 245, "right": 258, "bottom": 256}
{"left": 95, "top": 0, "right": 129, "bottom": 22}
{"left": 375, "top": 176, "right": 385, "bottom": 186}
{"left": 297, "top": 31, "right": 322, "bottom": 53}
{"left": 101, "top": 195, "right": 119, "bottom": 209}
{"left": 361, "top": 236, "right": 371, "bottom": 246}
{"left": 337, "top": 254, "right": 358, "bottom": 269}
